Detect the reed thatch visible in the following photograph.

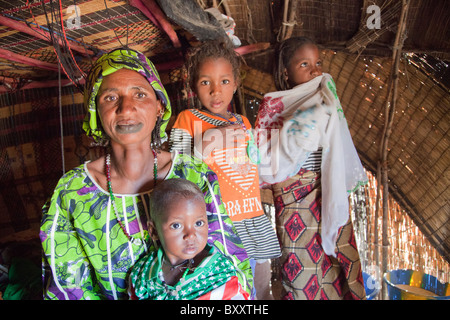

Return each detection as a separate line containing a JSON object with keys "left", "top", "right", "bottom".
{"left": 349, "top": 170, "right": 449, "bottom": 285}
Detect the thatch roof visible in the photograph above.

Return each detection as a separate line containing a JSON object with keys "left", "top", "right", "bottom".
{"left": 0, "top": 0, "right": 448, "bottom": 266}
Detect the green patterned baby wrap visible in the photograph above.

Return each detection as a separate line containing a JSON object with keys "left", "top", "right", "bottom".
{"left": 130, "top": 245, "right": 237, "bottom": 300}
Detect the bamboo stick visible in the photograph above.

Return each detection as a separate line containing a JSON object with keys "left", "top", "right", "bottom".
{"left": 374, "top": 163, "right": 381, "bottom": 271}
{"left": 283, "top": 0, "right": 298, "bottom": 40}
{"left": 278, "top": 0, "right": 290, "bottom": 41}
{"left": 0, "top": 48, "right": 59, "bottom": 71}
{"left": 0, "top": 15, "right": 94, "bottom": 56}
{"left": 379, "top": 0, "right": 410, "bottom": 300}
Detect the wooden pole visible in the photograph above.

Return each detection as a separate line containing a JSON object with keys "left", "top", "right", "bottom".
{"left": 0, "top": 48, "right": 59, "bottom": 71}
{"left": 278, "top": 0, "right": 290, "bottom": 41}
{"left": 378, "top": 0, "right": 409, "bottom": 300}
{"left": 284, "top": 0, "right": 298, "bottom": 40}
{"left": 0, "top": 15, "right": 94, "bottom": 56}
{"left": 129, "top": 0, "right": 181, "bottom": 48}
{"left": 374, "top": 163, "right": 381, "bottom": 278}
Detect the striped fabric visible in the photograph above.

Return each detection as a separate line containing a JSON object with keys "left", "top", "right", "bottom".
{"left": 302, "top": 148, "right": 322, "bottom": 172}
{"left": 212, "top": 148, "right": 257, "bottom": 191}
{"left": 233, "top": 214, "right": 282, "bottom": 260}
{"left": 191, "top": 109, "right": 227, "bottom": 127}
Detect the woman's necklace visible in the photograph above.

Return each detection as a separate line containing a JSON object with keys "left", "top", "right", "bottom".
{"left": 208, "top": 110, "right": 261, "bottom": 164}
{"left": 105, "top": 149, "right": 158, "bottom": 245}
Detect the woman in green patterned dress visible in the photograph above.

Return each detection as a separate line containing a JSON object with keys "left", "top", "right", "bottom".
{"left": 40, "top": 48, "right": 252, "bottom": 300}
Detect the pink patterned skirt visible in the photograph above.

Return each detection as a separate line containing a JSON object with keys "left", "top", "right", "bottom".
{"left": 271, "top": 169, "right": 366, "bottom": 300}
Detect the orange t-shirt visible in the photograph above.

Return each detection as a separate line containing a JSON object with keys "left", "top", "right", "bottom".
{"left": 171, "top": 109, "right": 264, "bottom": 222}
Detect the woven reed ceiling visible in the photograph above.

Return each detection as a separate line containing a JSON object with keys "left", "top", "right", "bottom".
{"left": 0, "top": 0, "right": 448, "bottom": 263}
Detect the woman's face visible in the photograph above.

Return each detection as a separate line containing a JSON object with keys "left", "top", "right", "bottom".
{"left": 96, "top": 68, "right": 162, "bottom": 146}
{"left": 285, "top": 44, "right": 323, "bottom": 87}
{"left": 151, "top": 197, "right": 208, "bottom": 266}
{"left": 195, "top": 57, "right": 237, "bottom": 117}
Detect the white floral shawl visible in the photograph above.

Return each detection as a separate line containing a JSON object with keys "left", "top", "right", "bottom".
{"left": 254, "top": 73, "right": 368, "bottom": 256}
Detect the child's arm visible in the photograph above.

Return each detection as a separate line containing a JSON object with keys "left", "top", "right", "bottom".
{"left": 169, "top": 110, "right": 244, "bottom": 160}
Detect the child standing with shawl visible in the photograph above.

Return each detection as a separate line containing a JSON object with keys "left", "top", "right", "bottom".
{"left": 169, "top": 39, "right": 281, "bottom": 300}
{"left": 255, "top": 37, "right": 368, "bottom": 300}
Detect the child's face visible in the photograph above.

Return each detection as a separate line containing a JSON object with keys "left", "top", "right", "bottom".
{"left": 195, "top": 57, "right": 238, "bottom": 117}
{"left": 151, "top": 197, "right": 208, "bottom": 265}
{"left": 284, "top": 44, "right": 323, "bottom": 87}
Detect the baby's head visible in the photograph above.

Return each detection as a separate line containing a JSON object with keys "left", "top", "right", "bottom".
{"left": 149, "top": 179, "right": 208, "bottom": 265}
{"left": 274, "top": 37, "right": 322, "bottom": 90}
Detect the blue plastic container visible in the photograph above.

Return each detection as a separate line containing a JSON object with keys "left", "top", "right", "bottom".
{"left": 384, "top": 269, "right": 450, "bottom": 300}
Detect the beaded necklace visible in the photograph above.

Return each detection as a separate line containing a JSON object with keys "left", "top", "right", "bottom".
{"left": 207, "top": 110, "right": 261, "bottom": 164}
{"left": 105, "top": 149, "right": 158, "bottom": 245}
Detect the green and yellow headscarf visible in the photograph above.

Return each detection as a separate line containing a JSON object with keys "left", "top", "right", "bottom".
{"left": 83, "top": 48, "right": 171, "bottom": 143}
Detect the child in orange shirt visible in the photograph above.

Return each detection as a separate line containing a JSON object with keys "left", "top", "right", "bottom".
{"left": 169, "top": 39, "right": 281, "bottom": 299}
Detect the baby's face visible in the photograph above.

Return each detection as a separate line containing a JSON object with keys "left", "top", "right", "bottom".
{"left": 154, "top": 197, "right": 208, "bottom": 266}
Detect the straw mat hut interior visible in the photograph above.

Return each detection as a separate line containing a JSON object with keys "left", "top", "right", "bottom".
{"left": 0, "top": 0, "right": 448, "bottom": 299}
